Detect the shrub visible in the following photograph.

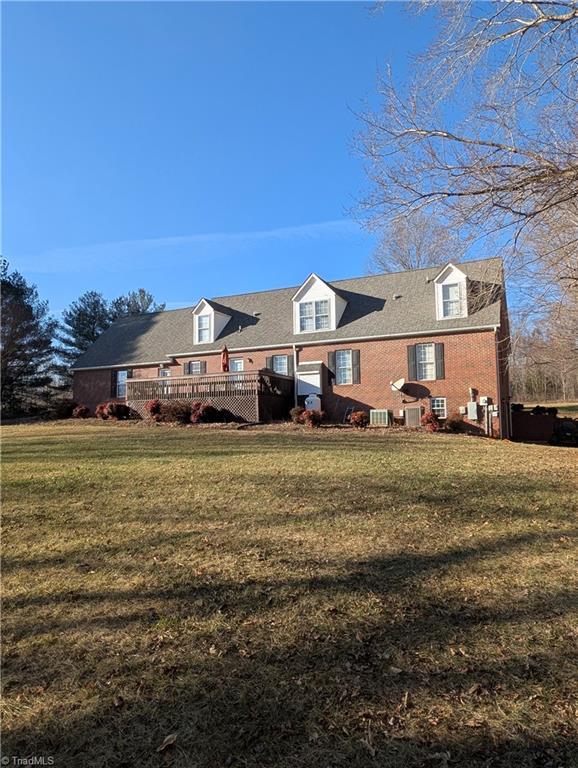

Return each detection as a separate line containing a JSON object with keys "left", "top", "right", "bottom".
{"left": 109, "top": 402, "right": 131, "bottom": 420}
{"left": 160, "top": 401, "right": 191, "bottom": 424}
{"left": 95, "top": 401, "right": 131, "bottom": 420}
{"left": 290, "top": 406, "right": 306, "bottom": 424}
{"left": 190, "top": 401, "right": 222, "bottom": 424}
{"left": 546, "top": 407, "right": 558, "bottom": 417}
{"left": 445, "top": 412, "right": 468, "bottom": 433}
{"left": 348, "top": 410, "right": 369, "bottom": 429}
{"left": 144, "top": 399, "right": 163, "bottom": 421}
{"left": 95, "top": 402, "right": 110, "bottom": 420}
{"left": 302, "top": 409, "right": 324, "bottom": 428}
{"left": 421, "top": 411, "right": 440, "bottom": 432}
{"left": 511, "top": 403, "right": 525, "bottom": 413}
{"left": 52, "top": 399, "right": 77, "bottom": 419}
{"left": 72, "top": 405, "right": 91, "bottom": 419}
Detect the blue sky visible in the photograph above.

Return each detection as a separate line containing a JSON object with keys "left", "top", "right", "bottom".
{"left": 3, "top": 1, "right": 438, "bottom": 314}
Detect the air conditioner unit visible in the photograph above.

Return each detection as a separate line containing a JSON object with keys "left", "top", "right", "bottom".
{"left": 404, "top": 406, "right": 423, "bottom": 428}
{"left": 370, "top": 409, "right": 394, "bottom": 426}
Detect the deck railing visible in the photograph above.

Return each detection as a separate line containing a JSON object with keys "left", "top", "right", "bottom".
{"left": 125, "top": 370, "right": 294, "bottom": 402}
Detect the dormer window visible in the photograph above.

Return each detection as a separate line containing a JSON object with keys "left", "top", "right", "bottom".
{"left": 197, "top": 315, "right": 210, "bottom": 343}
{"left": 192, "top": 298, "right": 231, "bottom": 345}
{"left": 299, "top": 299, "right": 330, "bottom": 332}
{"left": 292, "top": 274, "right": 347, "bottom": 335}
{"left": 442, "top": 284, "right": 461, "bottom": 318}
{"left": 434, "top": 263, "right": 468, "bottom": 320}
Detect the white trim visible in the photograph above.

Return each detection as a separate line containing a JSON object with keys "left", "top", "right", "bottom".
{"left": 291, "top": 272, "right": 334, "bottom": 302}
{"left": 434, "top": 265, "right": 468, "bottom": 321}
{"left": 72, "top": 360, "right": 170, "bottom": 371}
{"left": 430, "top": 396, "right": 447, "bottom": 419}
{"left": 433, "top": 262, "right": 467, "bottom": 282}
{"left": 73, "top": 324, "right": 499, "bottom": 372}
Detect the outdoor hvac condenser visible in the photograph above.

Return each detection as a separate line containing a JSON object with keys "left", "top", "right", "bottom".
{"left": 369, "top": 409, "right": 394, "bottom": 426}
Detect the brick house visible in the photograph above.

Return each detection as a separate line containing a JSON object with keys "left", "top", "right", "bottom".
{"left": 72, "top": 257, "right": 511, "bottom": 436}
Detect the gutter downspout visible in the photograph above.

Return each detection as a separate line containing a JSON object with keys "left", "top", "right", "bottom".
{"left": 292, "top": 344, "right": 298, "bottom": 408}
{"left": 494, "top": 326, "right": 506, "bottom": 439}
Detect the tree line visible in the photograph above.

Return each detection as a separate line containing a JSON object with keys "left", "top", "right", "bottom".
{"left": 0, "top": 259, "right": 164, "bottom": 418}
{"left": 360, "top": 0, "right": 577, "bottom": 405}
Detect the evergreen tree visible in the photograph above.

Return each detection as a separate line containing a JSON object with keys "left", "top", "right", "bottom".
{"left": 55, "top": 291, "right": 111, "bottom": 379}
{"left": 55, "top": 288, "right": 165, "bottom": 384}
{"left": 1, "top": 261, "right": 57, "bottom": 417}
{"left": 109, "top": 289, "right": 165, "bottom": 321}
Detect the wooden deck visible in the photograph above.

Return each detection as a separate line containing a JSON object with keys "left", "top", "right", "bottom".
{"left": 125, "top": 370, "right": 294, "bottom": 422}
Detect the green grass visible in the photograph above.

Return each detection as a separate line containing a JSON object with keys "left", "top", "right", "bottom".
{"left": 2, "top": 422, "right": 577, "bottom": 768}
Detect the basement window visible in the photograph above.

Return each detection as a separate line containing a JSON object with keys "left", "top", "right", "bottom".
{"left": 431, "top": 397, "right": 447, "bottom": 419}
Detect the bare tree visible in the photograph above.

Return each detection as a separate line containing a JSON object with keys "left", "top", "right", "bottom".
{"left": 368, "top": 210, "right": 470, "bottom": 272}
{"left": 358, "top": 1, "right": 578, "bottom": 288}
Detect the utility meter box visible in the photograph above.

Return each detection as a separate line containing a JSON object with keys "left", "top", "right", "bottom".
{"left": 459, "top": 406, "right": 467, "bottom": 416}
{"left": 479, "top": 396, "right": 492, "bottom": 406}
{"left": 467, "top": 401, "right": 479, "bottom": 420}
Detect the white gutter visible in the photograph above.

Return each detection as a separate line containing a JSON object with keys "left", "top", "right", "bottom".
{"left": 72, "top": 360, "right": 169, "bottom": 372}
{"left": 72, "top": 324, "right": 500, "bottom": 373}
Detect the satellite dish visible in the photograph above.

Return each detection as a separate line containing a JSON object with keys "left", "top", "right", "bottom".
{"left": 390, "top": 378, "right": 406, "bottom": 392}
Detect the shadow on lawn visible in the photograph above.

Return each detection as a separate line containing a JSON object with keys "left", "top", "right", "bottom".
{"left": 3, "top": 529, "right": 577, "bottom": 767}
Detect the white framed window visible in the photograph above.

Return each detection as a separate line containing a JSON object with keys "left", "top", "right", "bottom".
{"left": 188, "top": 361, "right": 202, "bottom": 375}
{"left": 299, "top": 299, "right": 330, "bottom": 332}
{"left": 197, "top": 314, "right": 210, "bottom": 343}
{"left": 431, "top": 397, "right": 447, "bottom": 419}
{"left": 229, "top": 358, "right": 244, "bottom": 372}
{"left": 272, "top": 355, "right": 288, "bottom": 375}
{"left": 116, "top": 370, "right": 128, "bottom": 398}
{"left": 159, "top": 368, "right": 170, "bottom": 377}
{"left": 416, "top": 343, "right": 435, "bottom": 381}
{"left": 335, "top": 349, "right": 352, "bottom": 385}
{"left": 442, "top": 284, "right": 461, "bottom": 318}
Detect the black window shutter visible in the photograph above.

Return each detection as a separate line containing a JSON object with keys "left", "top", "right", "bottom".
{"left": 327, "top": 351, "right": 336, "bottom": 376}
{"left": 352, "top": 349, "right": 361, "bottom": 384}
{"left": 200, "top": 361, "right": 207, "bottom": 374}
{"left": 407, "top": 345, "right": 417, "bottom": 381}
{"left": 110, "top": 370, "right": 117, "bottom": 397}
{"left": 266, "top": 356, "right": 273, "bottom": 370}
{"left": 286, "top": 355, "right": 294, "bottom": 376}
{"left": 127, "top": 369, "right": 133, "bottom": 378}
{"left": 435, "top": 343, "right": 445, "bottom": 380}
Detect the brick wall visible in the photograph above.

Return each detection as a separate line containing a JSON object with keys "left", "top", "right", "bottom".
{"left": 73, "top": 329, "right": 507, "bottom": 434}
{"left": 73, "top": 369, "right": 113, "bottom": 413}
{"left": 296, "top": 331, "right": 502, "bottom": 432}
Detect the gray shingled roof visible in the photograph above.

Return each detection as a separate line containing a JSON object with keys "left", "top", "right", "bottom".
{"left": 72, "top": 258, "right": 503, "bottom": 369}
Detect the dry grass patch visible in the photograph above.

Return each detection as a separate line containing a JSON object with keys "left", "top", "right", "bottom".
{"left": 1, "top": 422, "right": 577, "bottom": 767}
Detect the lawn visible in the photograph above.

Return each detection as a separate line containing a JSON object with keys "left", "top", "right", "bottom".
{"left": 2, "top": 422, "right": 577, "bottom": 768}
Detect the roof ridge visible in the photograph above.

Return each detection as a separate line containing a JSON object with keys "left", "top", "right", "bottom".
{"left": 210, "top": 256, "right": 502, "bottom": 302}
